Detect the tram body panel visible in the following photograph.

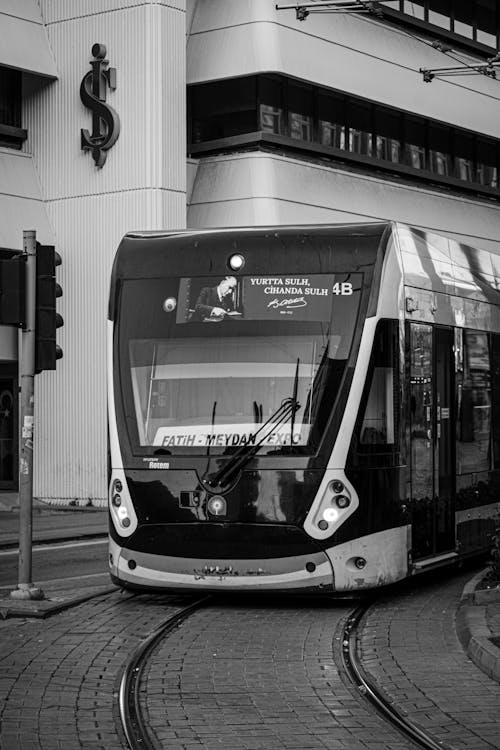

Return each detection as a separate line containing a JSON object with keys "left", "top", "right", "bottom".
{"left": 109, "top": 544, "right": 335, "bottom": 593}
{"left": 324, "top": 526, "right": 410, "bottom": 591}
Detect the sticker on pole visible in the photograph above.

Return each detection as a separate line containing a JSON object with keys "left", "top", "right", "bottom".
{"left": 22, "top": 416, "right": 33, "bottom": 439}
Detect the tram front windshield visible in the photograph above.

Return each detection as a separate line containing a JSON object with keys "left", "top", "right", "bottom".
{"left": 119, "top": 273, "right": 362, "bottom": 455}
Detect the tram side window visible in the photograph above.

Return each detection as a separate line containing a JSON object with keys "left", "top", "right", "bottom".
{"left": 358, "top": 320, "right": 399, "bottom": 451}
{"left": 456, "top": 330, "right": 491, "bottom": 474}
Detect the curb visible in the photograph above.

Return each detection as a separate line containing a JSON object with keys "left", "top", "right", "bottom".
{"left": 0, "top": 584, "right": 118, "bottom": 619}
{"left": 457, "top": 568, "right": 500, "bottom": 684}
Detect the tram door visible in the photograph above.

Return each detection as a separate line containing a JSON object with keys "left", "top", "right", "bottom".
{"left": 409, "top": 323, "right": 455, "bottom": 560}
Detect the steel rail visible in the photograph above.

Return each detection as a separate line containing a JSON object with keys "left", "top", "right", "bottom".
{"left": 341, "top": 604, "right": 454, "bottom": 750}
{"left": 118, "top": 596, "right": 210, "bottom": 750}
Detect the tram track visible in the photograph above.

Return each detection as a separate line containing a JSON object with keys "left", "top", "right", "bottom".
{"left": 117, "top": 595, "right": 453, "bottom": 750}
{"left": 118, "top": 595, "right": 211, "bottom": 750}
{"left": 341, "top": 603, "right": 453, "bottom": 750}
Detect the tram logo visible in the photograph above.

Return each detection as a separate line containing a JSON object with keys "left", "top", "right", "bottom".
{"left": 80, "top": 43, "right": 120, "bottom": 168}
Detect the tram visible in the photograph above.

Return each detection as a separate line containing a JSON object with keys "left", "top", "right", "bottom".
{"left": 108, "top": 222, "right": 500, "bottom": 593}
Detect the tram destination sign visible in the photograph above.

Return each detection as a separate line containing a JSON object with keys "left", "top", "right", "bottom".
{"left": 177, "top": 274, "right": 356, "bottom": 323}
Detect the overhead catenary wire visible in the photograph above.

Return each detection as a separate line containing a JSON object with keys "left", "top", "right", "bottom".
{"left": 275, "top": 1, "right": 500, "bottom": 100}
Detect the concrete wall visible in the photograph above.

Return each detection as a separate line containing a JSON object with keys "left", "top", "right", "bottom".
{"left": 21, "top": 0, "right": 186, "bottom": 502}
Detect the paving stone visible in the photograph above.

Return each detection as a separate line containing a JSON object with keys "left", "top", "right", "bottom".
{"left": 358, "top": 570, "right": 500, "bottom": 750}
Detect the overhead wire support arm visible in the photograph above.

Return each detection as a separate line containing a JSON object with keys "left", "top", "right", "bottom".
{"left": 420, "top": 58, "right": 500, "bottom": 83}
{"left": 275, "top": 1, "right": 390, "bottom": 20}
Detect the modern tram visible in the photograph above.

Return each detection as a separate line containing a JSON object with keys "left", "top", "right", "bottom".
{"left": 108, "top": 222, "right": 500, "bottom": 593}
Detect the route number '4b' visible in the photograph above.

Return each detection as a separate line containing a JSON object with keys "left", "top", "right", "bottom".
{"left": 332, "top": 282, "right": 353, "bottom": 295}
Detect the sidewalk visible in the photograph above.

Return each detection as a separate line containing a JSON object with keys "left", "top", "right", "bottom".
{"left": 457, "top": 569, "right": 500, "bottom": 683}
{"left": 0, "top": 494, "right": 108, "bottom": 548}
{"left": 0, "top": 493, "right": 110, "bottom": 618}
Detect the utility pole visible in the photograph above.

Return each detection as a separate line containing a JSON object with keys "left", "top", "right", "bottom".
{"left": 10, "top": 230, "right": 44, "bottom": 601}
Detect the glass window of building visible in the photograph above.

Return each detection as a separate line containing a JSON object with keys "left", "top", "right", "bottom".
{"left": 428, "top": 0, "right": 451, "bottom": 28}
{"left": 453, "top": 131, "right": 475, "bottom": 182}
{"left": 429, "top": 123, "right": 452, "bottom": 176}
{"left": 0, "top": 67, "right": 21, "bottom": 128}
{"left": 190, "top": 77, "right": 257, "bottom": 142}
{"left": 454, "top": 0, "right": 474, "bottom": 38}
{"left": 288, "top": 82, "right": 313, "bottom": 141}
{"left": 318, "top": 92, "right": 345, "bottom": 149}
{"left": 258, "top": 76, "right": 284, "bottom": 135}
{"left": 403, "top": 117, "right": 426, "bottom": 170}
{"left": 188, "top": 75, "right": 500, "bottom": 196}
{"left": 375, "top": 108, "right": 402, "bottom": 163}
{"left": 403, "top": 0, "right": 425, "bottom": 20}
{"left": 476, "top": 137, "right": 498, "bottom": 188}
{"left": 347, "top": 100, "right": 373, "bottom": 156}
{"left": 476, "top": 0, "right": 497, "bottom": 47}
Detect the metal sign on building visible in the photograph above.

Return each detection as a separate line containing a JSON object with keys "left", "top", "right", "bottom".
{"left": 80, "top": 43, "right": 120, "bottom": 168}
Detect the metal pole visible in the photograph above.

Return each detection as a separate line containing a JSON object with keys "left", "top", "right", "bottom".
{"left": 10, "top": 230, "right": 43, "bottom": 600}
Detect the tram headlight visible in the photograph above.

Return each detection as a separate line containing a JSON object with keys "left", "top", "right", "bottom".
{"left": 228, "top": 253, "right": 245, "bottom": 271}
{"left": 207, "top": 495, "right": 227, "bottom": 516}
{"left": 109, "top": 471, "right": 137, "bottom": 537}
{"left": 163, "top": 297, "right": 177, "bottom": 313}
{"left": 335, "top": 495, "right": 350, "bottom": 509}
{"left": 322, "top": 507, "right": 339, "bottom": 523}
{"left": 304, "top": 471, "right": 359, "bottom": 540}
{"left": 330, "top": 480, "right": 344, "bottom": 494}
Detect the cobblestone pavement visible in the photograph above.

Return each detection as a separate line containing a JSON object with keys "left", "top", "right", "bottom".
{"left": 1, "top": 571, "right": 499, "bottom": 750}
{"left": 143, "top": 599, "right": 415, "bottom": 750}
{"left": 0, "top": 590, "right": 189, "bottom": 750}
{"left": 358, "top": 570, "right": 500, "bottom": 750}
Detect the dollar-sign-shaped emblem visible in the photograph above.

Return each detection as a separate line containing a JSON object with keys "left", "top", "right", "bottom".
{"left": 80, "top": 44, "right": 120, "bottom": 168}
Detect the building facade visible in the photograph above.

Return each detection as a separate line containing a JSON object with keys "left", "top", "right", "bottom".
{"left": 0, "top": 0, "right": 499, "bottom": 504}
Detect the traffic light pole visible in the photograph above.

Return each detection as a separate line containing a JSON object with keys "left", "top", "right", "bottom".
{"left": 10, "top": 230, "right": 44, "bottom": 601}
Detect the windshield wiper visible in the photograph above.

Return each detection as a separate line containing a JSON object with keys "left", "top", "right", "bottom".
{"left": 204, "top": 371, "right": 301, "bottom": 491}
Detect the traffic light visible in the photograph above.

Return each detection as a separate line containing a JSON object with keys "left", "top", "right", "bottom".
{"left": 35, "top": 243, "right": 63, "bottom": 373}
{"left": 0, "top": 253, "right": 25, "bottom": 327}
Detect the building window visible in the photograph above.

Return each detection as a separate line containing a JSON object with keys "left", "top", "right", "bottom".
{"left": 258, "top": 76, "right": 283, "bottom": 135}
{"left": 375, "top": 108, "right": 402, "bottom": 163}
{"left": 348, "top": 101, "right": 372, "bottom": 157}
{"left": 453, "top": 132, "right": 475, "bottom": 182}
{"left": 190, "top": 77, "right": 257, "bottom": 143}
{"left": 476, "top": 137, "right": 498, "bottom": 188}
{"left": 389, "top": 0, "right": 499, "bottom": 49}
{"left": 476, "top": 0, "right": 497, "bottom": 47}
{"left": 288, "top": 83, "right": 313, "bottom": 141}
{"left": 403, "top": 117, "right": 427, "bottom": 170}
{"left": 403, "top": 0, "right": 425, "bottom": 20}
{"left": 0, "top": 67, "right": 26, "bottom": 149}
{"left": 188, "top": 75, "right": 500, "bottom": 197}
{"left": 318, "top": 92, "right": 345, "bottom": 149}
{"left": 428, "top": 0, "right": 452, "bottom": 29}
{"left": 428, "top": 124, "right": 452, "bottom": 176}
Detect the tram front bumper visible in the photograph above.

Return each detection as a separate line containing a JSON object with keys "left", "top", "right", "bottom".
{"left": 109, "top": 538, "right": 334, "bottom": 593}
